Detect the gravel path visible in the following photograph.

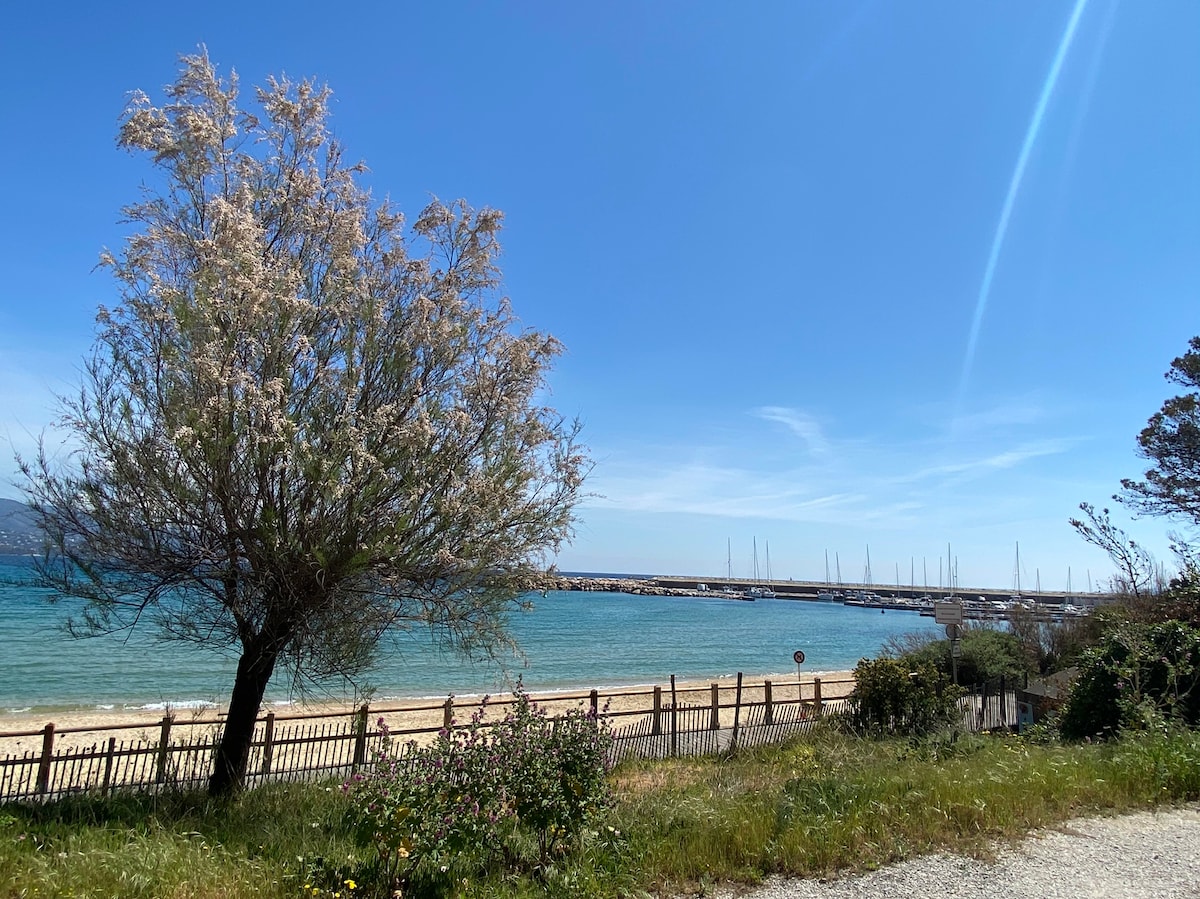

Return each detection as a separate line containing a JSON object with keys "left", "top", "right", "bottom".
{"left": 700, "top": 805, "right": 1200, "bottom": 899}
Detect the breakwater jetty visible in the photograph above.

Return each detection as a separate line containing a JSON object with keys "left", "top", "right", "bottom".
{"left": 550, "top": 574, "right": 1106, "bottom": 619}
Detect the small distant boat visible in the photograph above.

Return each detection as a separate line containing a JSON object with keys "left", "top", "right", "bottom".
{"left": 744, "top": 537, "right": 777, "bottom": 599}
{"left": 744, "top": 585, "right": 775, "bottom": 600}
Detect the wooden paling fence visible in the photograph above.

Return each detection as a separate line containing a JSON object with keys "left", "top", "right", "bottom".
{"left": 0, "top": 674, "right": 874, "bottom": 803}
{"left": 606, "top": 674, "right": 847, "bottom": 764}
{"left": 958, "top": 677, "right": 1018, "bottom": 732}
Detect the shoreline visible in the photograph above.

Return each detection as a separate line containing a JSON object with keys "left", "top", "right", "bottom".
{"left": 0, "top": 671, "right": 855, "bottom": 756}
{"left": 0, "top": 667, "right": 854, "bottom": 723}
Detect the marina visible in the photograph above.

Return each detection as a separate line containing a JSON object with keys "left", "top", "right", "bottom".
{"left": 573, "top": 574, "right": 1103, "bottom": 620}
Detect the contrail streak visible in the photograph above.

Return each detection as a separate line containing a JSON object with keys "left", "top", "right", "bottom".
{"left": 957, "top": 0, "right": 1090, "bottom": 406}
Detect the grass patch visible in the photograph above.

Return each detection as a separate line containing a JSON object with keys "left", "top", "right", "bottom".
{"left": 0, "top": 783, "right": 357, "bottom": 898}
{"left": 612, "top": 727, "right": 1200, "bottom": 891}
{"left": 4, "top": 728, "right": 1200, "bottom": 897}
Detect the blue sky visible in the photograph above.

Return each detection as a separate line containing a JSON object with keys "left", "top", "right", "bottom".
{"left": 1, "top": 1, "right": 1197, "bottom": 591}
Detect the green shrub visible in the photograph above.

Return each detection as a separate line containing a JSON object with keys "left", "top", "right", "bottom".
{"left": 1060, "top": 620, "right": 1200, "bottom": 740}
{"left": 845, "top": 657, "right": 963, "bottom": 736}
{"left": 890, "top": 627, "right": 1028, "bottom": 686}
{"left": 343, "top": 685, "right": 613, "bottom": 895}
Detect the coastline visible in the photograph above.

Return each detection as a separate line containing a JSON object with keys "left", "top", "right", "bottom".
{"left": 0, "top": 670, "right": 856, "bottom": 757}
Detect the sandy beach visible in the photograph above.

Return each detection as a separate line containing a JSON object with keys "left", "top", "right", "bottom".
{"left": 0, "top": 671, "right": 855, "bottom": 758}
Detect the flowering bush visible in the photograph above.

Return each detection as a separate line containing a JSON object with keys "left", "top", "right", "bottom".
{"left": 489, "top": 689, "right": 614, "bottom": 864}
{"left": 343, "top": 685, "right": 613, "bottom": 894}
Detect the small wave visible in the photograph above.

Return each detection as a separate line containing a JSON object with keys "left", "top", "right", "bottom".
{"left": 95, "top": 704, "right": 115, "bottom": 710}
{"left": 6, "top": 706, "right": 32, "bottom": 714}
{"left": 130, "top": 699, "right": 219, "bottom": 712}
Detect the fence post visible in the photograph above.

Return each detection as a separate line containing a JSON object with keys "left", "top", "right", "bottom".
{"left": 443, "top": 697, "right": 454, "bottom": 730}
{"left": 764, "top": 680, "right": 774, "bottom": 726}
{"left": 36, "top": 723, "right": 55, "bottom": 795}
{"left": 155, "top": 715, "right": 174, "bottom": 784}
{"left": 652, "top": 686, "right": 662, "bottom": 736}
{"left": 261, "top": 712, "right": 276, "bottom": 777}
{"left": 710, "top": 683, "right": 720, "bottom": 730}
{"left": 101, "top": 737, "right": 116, "bottom": 797}
{"left": 1000, "top": 677, "right": 1007, "bottom": 728}
{"left": 670, "top": 674, "right": 678, "bottom": 758}
{"left": 589, "top": 689, "right": 599, "bottom": 718}
{"left": 813, "top": 678, "right": 823, "bottom": 717}
{"left": 352, "top": 704, "right": 370, "bottom": 771}
{"left": 729, "top": 673, "right": 743, "bottom": 753}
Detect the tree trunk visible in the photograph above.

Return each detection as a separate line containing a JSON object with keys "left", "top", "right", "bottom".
{"left": 209, "top": 641, "right": 280, "bottom": 797}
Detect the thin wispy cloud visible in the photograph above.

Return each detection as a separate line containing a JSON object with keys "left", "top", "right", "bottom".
{"left": 754, "top": 407, "right": 831, "bottom": 455}
{"left": 945, "top": 398, "right": 1052, "bottom": 436}
{"left": 905, "top": 439, "right": 1078, "bottom": 484}
{"left": 584, "top": 409, "right": 1081, "bottom": 536}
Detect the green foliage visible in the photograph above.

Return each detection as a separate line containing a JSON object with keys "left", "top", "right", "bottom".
{"left": 845, "top": 657, "right": 964, "bottom": 736}
{"left": 343, "top": 685, "right": 614, "bottom": 895}
{"left": 1060, "top": 620, "right": 1200, "bottom": 740}
{"left": 890, "top": 626, "right": 1029, "bottom": 685}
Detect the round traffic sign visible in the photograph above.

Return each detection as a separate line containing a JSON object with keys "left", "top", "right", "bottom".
{"left": 945, "top": 623, "right": 963, "bottom": 640}
{"left": 793, "top": 650, "right": 806, "bottom": 664}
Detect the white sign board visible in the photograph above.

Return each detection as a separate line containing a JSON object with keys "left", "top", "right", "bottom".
{"left": 934, "top": 601, "right": 963, "bottom": 625}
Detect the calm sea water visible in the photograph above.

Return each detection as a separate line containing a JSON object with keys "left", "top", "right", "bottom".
{"left": 0, "top": 556, "right": 940, "bottom": 715}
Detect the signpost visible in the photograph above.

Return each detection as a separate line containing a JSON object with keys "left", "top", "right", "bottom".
{"left": 794, "top": 649, "right": 805, "bottom": 697}
{"left": 934, "top": 602, "right": 963, "bottom": 625}
{"left": 935, "top": 603, "right": 964, "bottom": 685}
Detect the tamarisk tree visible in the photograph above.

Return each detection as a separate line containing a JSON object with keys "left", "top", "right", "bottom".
{"left": 20, "top": 52, "right": 588, "bottom": 796}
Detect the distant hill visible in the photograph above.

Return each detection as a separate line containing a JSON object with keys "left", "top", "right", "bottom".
{"left": 0, "top": 498, "right": 41, "bottom": 554}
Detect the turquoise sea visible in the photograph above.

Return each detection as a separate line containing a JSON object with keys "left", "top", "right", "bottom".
{"left": 0, "top": 556, "right": 941, "bottom": 716}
